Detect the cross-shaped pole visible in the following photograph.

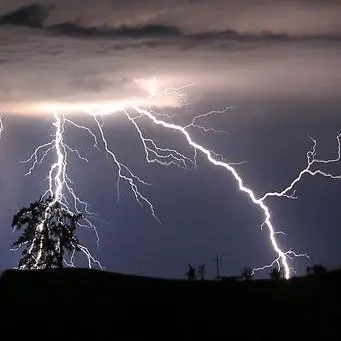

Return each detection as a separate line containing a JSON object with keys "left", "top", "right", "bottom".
{"left": 213, "top": 255, "right": 222, "bottom": 279}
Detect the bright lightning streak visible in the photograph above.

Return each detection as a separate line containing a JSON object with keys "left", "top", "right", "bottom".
{"left": 86, "top": 80, "right": 341, "bottom": 280}
{"left": 260, "top": 134, "right": 341, "bottom": 201}
{"left": 126, "top": 105, "right": 304, "bottom": 280}
{"left": 0, "top": 113, "right": 3, "bottom": 139}
{"left": 21, "top": 112, "right": 102, "bottom": 269}
{"left": 92, "top": 114, "right": 160, "bottom": 222}
{"left": 14, "top": 76, "right": 341, "bottom": 279}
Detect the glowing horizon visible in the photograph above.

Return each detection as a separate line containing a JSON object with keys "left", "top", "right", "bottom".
{"left": 0, "top": 77, "right": 189, "bottom": 117}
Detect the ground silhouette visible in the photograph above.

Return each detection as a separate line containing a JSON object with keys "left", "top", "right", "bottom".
{"left": 0, "top": 268, "right": 340, "bottom": 338}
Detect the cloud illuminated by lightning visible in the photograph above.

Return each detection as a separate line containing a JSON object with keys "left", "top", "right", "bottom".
{"left": 9, "top": 76, "right": 341, "bottom": 279}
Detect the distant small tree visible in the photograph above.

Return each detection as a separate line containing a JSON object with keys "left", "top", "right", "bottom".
{"left": 306, "top": 264, "right": 327, "bottom": 277}
{"left": 269, "top": 267, "right": 282, "bottom": 280}
{"left": 186, "top": 265, "right": 197, "bottom": 281}
{"left": 12, "top": 195, "right": 83, "bottom": 270}
{"left": 241, "top": 266, "right": 253, "bottom": 281}
{"left": 197, "top": 264, "right": 206, "bottom": 280}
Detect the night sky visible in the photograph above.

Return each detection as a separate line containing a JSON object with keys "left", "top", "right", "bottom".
{"left": 0, "top": 0, "right": 341, "bottom": 279}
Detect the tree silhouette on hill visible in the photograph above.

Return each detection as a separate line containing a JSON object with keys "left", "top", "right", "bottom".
{"left": 185, "top": 265, "right": 197, "bottom": 280}
{"left": 241, "top": 266, "right": 253, "bottom": 280}
{"left": 11, "top": 195, "right": 83, "bottom": 270}
{"left": 269, "top": 267, "right": 282, "bottom": 280}
{"left": 306, "top": 264, "right": 327, "bottom": 276}
{"left": 197, "top": 264, "right": 206, "bottom": 280}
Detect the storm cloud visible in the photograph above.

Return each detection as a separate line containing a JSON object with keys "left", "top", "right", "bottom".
{"left": 1, "top": 2, "right": 341, "bottom": 115}
{"left": 2, "top": 0, "right": 341, "bottom": 35}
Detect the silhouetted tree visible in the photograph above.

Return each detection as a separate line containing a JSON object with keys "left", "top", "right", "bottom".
{"left": 186, "top": 265, "right": 197, "bottom": 280}
{"left": 12, "top": 195, "right": 82, "bottom": 270}
{"left": 242, "top": 266, "right": 253, "bottom": 281}
{"left": 306, "top": 264, "right": 327, "bottom": 276}
{"left": 197, "top": 264, "right": 206, "bottom": 280}
{"left": 269, "top": 267, "right": 282, "bottom": 280}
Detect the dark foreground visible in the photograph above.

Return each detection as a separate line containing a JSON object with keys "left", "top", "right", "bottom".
{"left": 0, "top": 268, "right": 340, "bottom": 339}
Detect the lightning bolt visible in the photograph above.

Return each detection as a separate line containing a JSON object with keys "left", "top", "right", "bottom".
{"left": 124, "top": 104, "right": 309, "bottom": 280}
{"left": 0, "top": 113, "right": 3, "bottom": 139}
{"left": 21, "top": 112, "right": 102, "bottom": 269}
{"left": 11, "top": 77, "right": 341, "bottom": 279}
{"left": 260, "top": 134, "right": 341, "bottom": 201}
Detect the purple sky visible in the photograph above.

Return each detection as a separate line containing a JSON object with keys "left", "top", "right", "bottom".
{"left": 0, "top": 0, "right": 341, "bottom": 278}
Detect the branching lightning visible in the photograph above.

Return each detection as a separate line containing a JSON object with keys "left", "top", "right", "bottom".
{"left": 260, "top": 134, "right": 341, "bottom": 201}
{"left": 124, "top": 101, "right": 341, "bottom": 279}
{"left": 5, "top": 77, "right": 341, "bottom": 278}
{"left": 20, "top": 112, "right": 102, "bottom": 269}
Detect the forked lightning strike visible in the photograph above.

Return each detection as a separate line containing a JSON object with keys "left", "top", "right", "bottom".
{"left": 126, "top": 103, "right": 341, "bottom": 279}
{"left": 8, "top": 77, "right": 341, "bottom": 278}
{"left": 21, "top": 112, "right": 102, "bottom": 269}
{"left": 260, "top": 134, "right": 341, "bottom": 201}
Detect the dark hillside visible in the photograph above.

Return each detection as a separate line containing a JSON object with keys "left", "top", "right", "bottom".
{"left": 0, "top": 268, "right": 340, "bottom": 339}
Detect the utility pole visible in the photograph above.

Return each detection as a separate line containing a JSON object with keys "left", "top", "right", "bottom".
{"left": 213, "top": 255, "right": 222, "bottom": 279}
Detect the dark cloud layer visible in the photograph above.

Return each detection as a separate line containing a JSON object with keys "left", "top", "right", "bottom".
{"left": 1, "top": 0, "right": 341, "bottom": 37}
{"left": 2, "top": 3, "right": 341, "bottom": 42}
{"left": 0, "top": 3, "right": 53, "bottom": 28}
